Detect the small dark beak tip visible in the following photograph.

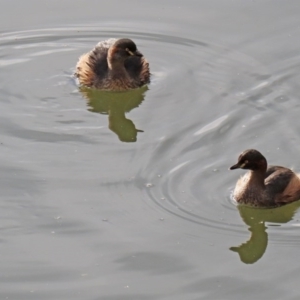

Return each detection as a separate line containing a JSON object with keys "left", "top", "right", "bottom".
{"left": 229, "top": 164, "right": 239, "bottom": 170}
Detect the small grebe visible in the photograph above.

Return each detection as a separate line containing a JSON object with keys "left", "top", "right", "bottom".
{"left": 75, "top": 38, "right": 150, "bottom": 91}
{"left": 230, "top": 149, "right": 300, "bottom": 207}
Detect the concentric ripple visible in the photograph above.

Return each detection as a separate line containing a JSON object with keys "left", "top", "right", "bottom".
{"left": 139, "top": 133, "right": 300, "bottom": 248}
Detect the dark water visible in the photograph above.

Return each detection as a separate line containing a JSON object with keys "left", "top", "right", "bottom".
{"left": 1, "top": 1, "right": 300, "bottom": 299}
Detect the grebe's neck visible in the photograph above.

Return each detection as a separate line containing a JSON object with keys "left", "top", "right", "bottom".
{"left": 107, "top": 58, "right": 125, "bottom": 71}
{"left": 107, "top": 60, "right": 130, "bottom": 82}
{"left": 107, "top": 48, "right": 127, "bottom": 72}
{"left": 248, "top": 167, "right": 267, "bottom": 189}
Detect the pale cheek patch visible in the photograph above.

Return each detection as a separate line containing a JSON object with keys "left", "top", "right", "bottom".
{"left": 126, "top": 48, "right": 134, "bottom": 56}
{"left": 240, "top": 160, "right": 248, "bottom": 169}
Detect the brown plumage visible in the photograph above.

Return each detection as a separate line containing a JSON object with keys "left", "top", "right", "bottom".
{"left": 75, "top": 38, "right": 150, "bottom": 91}
{"left": 230, "top": 149, "right": 300, "bottom": 207}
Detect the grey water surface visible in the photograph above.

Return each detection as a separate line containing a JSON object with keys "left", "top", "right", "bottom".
{"left": 1, "top": 0, "right": 300, "bottom": 299}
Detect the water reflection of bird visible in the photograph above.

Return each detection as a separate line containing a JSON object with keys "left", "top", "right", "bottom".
{"left": 75, "top": 38, "right": 150, "bottom": 91}
{"left": 230, "top": 149, "right": 300, "bottom": 207}
{"left": 79, "top": 86, "right": 147, "bottom": 142}
{"left": 230, "top": 201, "right": 300, "bottom": 264}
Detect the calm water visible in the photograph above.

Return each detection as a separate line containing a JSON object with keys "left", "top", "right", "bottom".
{"left": 1, "top": 1, "right": 300, "bottom": 299}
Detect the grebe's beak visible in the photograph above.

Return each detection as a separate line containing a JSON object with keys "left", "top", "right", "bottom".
{"left": 229, "top": 163, "right": 240, "bottom": 170}
{"left": 230, "top": 160, "right": 248, "bottom": 170}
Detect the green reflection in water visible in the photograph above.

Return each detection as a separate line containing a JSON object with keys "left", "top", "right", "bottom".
{"left": 230, "top": 201, "right": 300, "bottom": 264}
{"left": 80, "top": 86, "right": 148, "bottom": 143}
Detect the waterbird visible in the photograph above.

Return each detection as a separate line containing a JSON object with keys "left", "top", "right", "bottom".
{"left": 75, "top": 38, "right": 150, "bottom": 91}
{"left": 230, "top": 149, "right": 300, "bottom": 207}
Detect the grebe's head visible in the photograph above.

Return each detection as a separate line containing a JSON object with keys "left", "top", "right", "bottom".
{"left": 230, "top": 149, "right": 267, "bottom": 171}
{"left": 108, "top": 38, "right": 143, "bottom": 63}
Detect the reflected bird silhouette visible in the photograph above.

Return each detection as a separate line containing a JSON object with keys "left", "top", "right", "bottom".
{"left": 79, "top": 86, "right": 148, "bottom": 142}
{"left": 230, "top": 202, "right": 300, "bottom": 264}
